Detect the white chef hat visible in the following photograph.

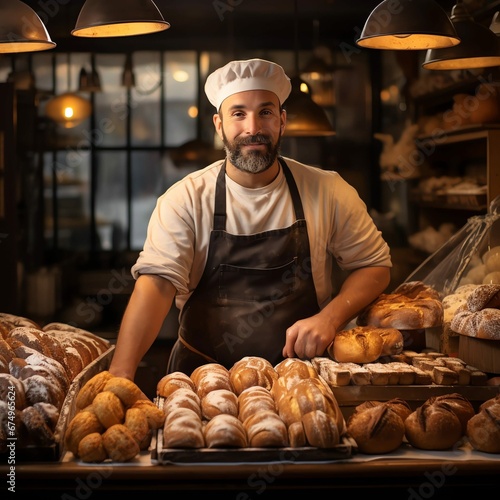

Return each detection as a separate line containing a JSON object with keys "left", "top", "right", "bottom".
{"left": 204, "top": 58, "right": 292, "bottom": 110}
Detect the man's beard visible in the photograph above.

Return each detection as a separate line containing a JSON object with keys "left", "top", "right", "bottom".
{"left": 222, "top": 131, "right": 281, "bottom": 174}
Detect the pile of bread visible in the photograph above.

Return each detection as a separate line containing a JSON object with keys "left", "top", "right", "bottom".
{"left": 157, "top": 356, "right": 346, "bottom": 450}
{"left": 64, "top": 371, "right": 165, "bottom": 462}
{"left": 0, "top": 313, "right": 110, "bottom": 454}
{"left": 346, "top": 392, "right": 500, "bottom": 455}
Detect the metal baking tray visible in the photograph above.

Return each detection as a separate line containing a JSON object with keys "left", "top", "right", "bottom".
{"left": 153, "top": 431, "right": 357, "bottom": 464}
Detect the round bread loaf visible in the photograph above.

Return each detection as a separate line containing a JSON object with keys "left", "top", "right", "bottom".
{"left": 466, "top": 284, "right": 500, "bottom": 311}
{"left": 204, "top": 414, "right": 248, "bottom": 448}
{"left": 430, "top": 393, "right": 475, "bottom": 433}
{"left": 23, "top": 374, "right": 66, "bottom": 410}
{"left": 229, "top": 366, "right": 275, "bottom": 395}
{"left": 7, "top": 327, "right": 53, "bottom": 358}
{"left": 20, "top": 405, "right": 56, "bottom": 446}
{"left": 124, "top": 407, "right": 150, "bottom": 449}
{"left": 357, "top": 281, "right": 443, "bottom": 330}
{"left": 190, "top": 363, "right": 229, "bottom": 387}
{"left": 405, "top": 401, "right": 463, "bottom": 450}
{"left": 347, "top": 403, "right": 404, "bottom": 454}
{"left": 466, "top": 401, "right": 500, "bottom": 453}
{"left": 194, "top": 370, "right": 233, "bottom": 400}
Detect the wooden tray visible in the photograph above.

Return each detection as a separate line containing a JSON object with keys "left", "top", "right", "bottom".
{"left": 153, "top": 432, "right": 357, "bottom": 464}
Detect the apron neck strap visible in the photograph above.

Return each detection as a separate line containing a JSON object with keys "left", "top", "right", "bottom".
{"left": 213, "top": 157, "right": 304, "bottom": 230}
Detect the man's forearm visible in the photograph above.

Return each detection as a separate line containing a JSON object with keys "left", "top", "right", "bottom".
{"left": 109, "top": 275, "right": 176, "bottom": 380}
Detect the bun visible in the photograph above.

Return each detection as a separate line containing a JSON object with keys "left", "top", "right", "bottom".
{"left": 244, "top": 410, "right": 288, "bottom": 447}
{"left": 288, "top": 421, "right": 307, "bottom": 447}
{"left": 191, "top": 364, "right": 232, "bottom": 399}
{"left": 65, "top": 409, "right": 104, "bottom": 456}
{"left": 92, "top": 391, "right": 125, "bottom": 429}
{"left": 75, "top": 371, "right": 114, "bottom": 410}
{"left": 467, "top": 400, "right": 500, "bottom": 453}
{"left": 77, "top": 432, "right": 107, "bottom": 463}
{"left": 162, "top": 387, "right": 201, "bottom": 418}
{"left": 103, "top": 376, "right": 145, "bottom": 407}
{"left": 238, "top": 386, "right": 276, "bottom": 424}
{"left": 347, "top": 403, "right": 404, "bottom": 454}
{"left": 162, "top": 407, "right": 205, "bottom": 449}
{"left": 102, "top": 424, "right": 140, "bottom": 462}
{"left": 229, "top": 356, "right": 278, "bottom": 395}
{"left": 204, "top": 414, "right": 248, "bottom": 448}
{"left": 124, "top": 407, "right": 150, "bottom": 449}
{"left": 328, "top": 326, "right": 403, "bottom": 363}
{"left": 157, "top": 371, "right": 196, "bottom": 398}
{"left": 405, "top": 401, "right": 463, "bottom": 450}
{"left": 201, "top": 389, "right": 238, "bottom": 420}
{"left": 357, "top": 281, "right": 443, "bottom": 330}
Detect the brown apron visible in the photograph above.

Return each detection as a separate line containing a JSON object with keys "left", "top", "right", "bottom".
{"left": 167, "top": 157, "right": 320, "bottom": 374}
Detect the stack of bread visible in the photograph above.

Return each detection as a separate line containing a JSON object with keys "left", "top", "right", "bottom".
{"left": 157, "top": 356, "right": 347, "bottom": 451}
{"left": 0, "top": 313, "right": 110, "bottom": 454}
{"left": 64, "top": 371, "right": 165, "bottom": 462}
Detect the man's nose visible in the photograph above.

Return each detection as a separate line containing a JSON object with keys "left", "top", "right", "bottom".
{"left": 245, "top": 115, "right": 262, "bottom": 135}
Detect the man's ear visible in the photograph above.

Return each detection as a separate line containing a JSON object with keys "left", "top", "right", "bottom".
{"left": 213, "top": 113, "right": 223, "bottom": 139}
{"left": 280, "top": 109, "right": 287, "bottom": 132}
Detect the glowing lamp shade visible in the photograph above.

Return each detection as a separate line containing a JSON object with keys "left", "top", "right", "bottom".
{"left": 423, "top": 2, "right": 500, "bottom": 70}
{"left": 45, "top": 93, "right": 92, "bottom": 128}
{"left": 72, "top": 0, "right": 170, "bottom": 38}
{"left": 356, "top": 0, "right": 460, "bottom": 50}
{"left": 284, "top": 78, "right": 335, "bottom": 137}
{"left": 0, "top": 0, "right": 56, "bottom": 53}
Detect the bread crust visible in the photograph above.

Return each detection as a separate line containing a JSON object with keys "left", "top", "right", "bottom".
{"left": 357, "top": 281, "right": 443, "bottom": 330}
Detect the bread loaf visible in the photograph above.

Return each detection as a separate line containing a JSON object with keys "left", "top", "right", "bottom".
{"left": 204, "top": 414, "right": 248, "bottom": 448}
{"left": 466, "top": 399, "right": 500, "bottom": 453}
{"left": 357, "top": 281, "right": 443, "bottom": 330}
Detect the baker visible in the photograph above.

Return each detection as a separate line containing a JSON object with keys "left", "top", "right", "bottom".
{"left": 109, "top": 58, "right": 392, "bottom": 379}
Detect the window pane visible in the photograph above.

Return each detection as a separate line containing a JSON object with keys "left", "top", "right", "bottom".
{"left": 164, "top": 51, "right": 197, "bottom": 146}
{"left": 132, "top": 52, "right": 161, "bottom": 146}
{"left": 95, "top": 54, "right": 127, "bottom": 146}
{"left": 44, "top": 150, "right": 91, "bottom": 250}
{"left": 131, "top": 151, "right": 164, "bottom": 249}
{"left": 95, "top": 152, "right": 128, "bottom": 251}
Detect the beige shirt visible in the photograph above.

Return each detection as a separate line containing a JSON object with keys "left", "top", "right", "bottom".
{"left": 132, "top": 157, "right": 392, "bottom": 312}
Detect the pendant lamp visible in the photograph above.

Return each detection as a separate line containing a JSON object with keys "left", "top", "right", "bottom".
{"left": 356, "top": 0, "right": 460, "bottom": 50}
{"left": 0, "top": 0, "right": 56, "bottom": 53}
{"left": 46, "top": 54, "right": 92, "bottom": 129}
{"left": 72, "top": 0, "right": 170, "bottom": 38}
{"left": 284, "top": 77, "right": 335, "bottom": 137}
{"left": 423, "top": 1, "right": 500, "bottom": 70}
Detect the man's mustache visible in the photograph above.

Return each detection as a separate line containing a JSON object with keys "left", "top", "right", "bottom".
{"left": 238, "top": 135, "right": 271, "bottom": 145}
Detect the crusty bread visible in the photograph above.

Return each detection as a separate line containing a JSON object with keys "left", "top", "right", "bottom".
{"left": 451, "top": 304, "right": 500, "bottom": 340}
{"left": 328, "top": 326, "right": 403, "bottom": 364}
{"left": 467, "top": 400, "right": 500, "bottom": 453}
{"left": 357, "top": 281, "right": 443, "bottom": 330}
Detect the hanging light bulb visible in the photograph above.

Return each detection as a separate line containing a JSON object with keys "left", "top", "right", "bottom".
{"left": 46, "top": 54, "right": 92, "bottom": 128}
{"left": 45, "top": 93, "right": 92, "bottom": 128}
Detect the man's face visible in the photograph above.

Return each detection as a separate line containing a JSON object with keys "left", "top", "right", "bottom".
{"left": 214, "top": 90, "right": 286, "bottom": 174}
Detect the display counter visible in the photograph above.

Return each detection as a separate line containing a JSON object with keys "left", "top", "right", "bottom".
{"left": 4, "top": 446, "right": 499, "bottom": 498}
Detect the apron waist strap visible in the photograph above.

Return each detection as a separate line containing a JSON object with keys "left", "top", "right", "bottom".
{"left": 178, "top": 335, "right": 218, "bottom": 364}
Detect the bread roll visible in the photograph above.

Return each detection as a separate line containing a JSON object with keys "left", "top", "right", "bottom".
{"left": 162, "top": 387, "right": 201, "bottom": 418}
{"left": 163, "top": 407, "right": 205, "bottom": 449}
{"left": 92, "top": 391, "right": 125, "bottom": 429}
{"left": 102, "top": 424, "right": 140, "bottom": 462}
{"left": 65, "top": 409, "right": 104, "bottom": 456}
{"left": 78, "top": 432, "right": 107, "bottom": 463}
{"left": 244, "top": 410, "right": 288, "bottom": 447}
{"left": 429, "top": 393, "right": 475, "bottom": 433}
{"left": 204, "top": 414, "right": 248, "bottom": 448}
{"left": 157, "top": 371, "right": 196, "bottom": 398}
{"left": 201, "top": 389, "right": 238, "bottom": 420}
{"left": 75, "top": 371, "right": 114, "bottom": 410}
{"left": 103, "top": 376, "right": 145, "bottom": 407}
{"left": 288, "top": 420, "right": 307, "bottom": 447}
